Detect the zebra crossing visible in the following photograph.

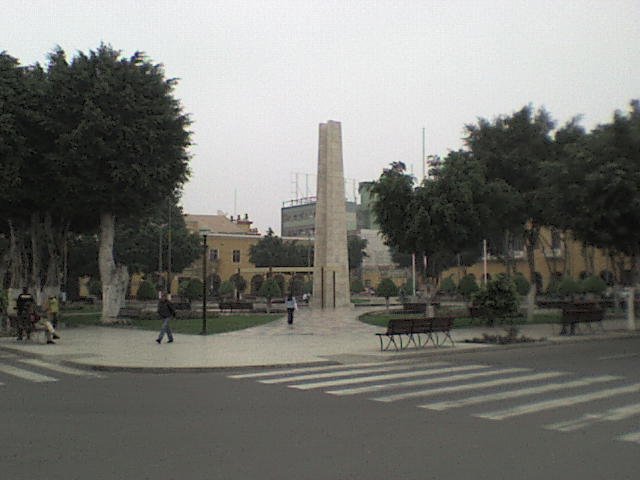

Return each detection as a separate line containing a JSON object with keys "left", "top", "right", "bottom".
{"left": 0, "top": 352, "right": 104, "bottom": 386}
{"left": 229, "top": 359, "right": 640, "bottom": 446}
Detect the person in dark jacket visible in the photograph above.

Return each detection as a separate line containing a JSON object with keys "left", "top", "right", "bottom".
{"left": 16, "top": 287, "right": 35, "bottom": 341}
{"left": 156, "top": 292, "right": 176, "bottom": 344}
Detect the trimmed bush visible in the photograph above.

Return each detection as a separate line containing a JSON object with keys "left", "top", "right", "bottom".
{"left": 136, "top": 280, "right": 157, "bottom": 301}
{"left": 472, "top": 274, "right": 519, "bottom": 326}
{"left": 440, "top": 276, "right": 457, "bottom": 295}
{"left": 580, "top": 275, "right": 607, "bottom": 295}
{"left": 557, "top": 277, "right": 580, "bottom": 297}
{"left": 458, "top": 274, "right": 479, "bottom": 299}
{"left": 180, "top": 278, "right": 203, "bottom": 301}
{"left": 350, "top": 278, "right": 364, "bottom": 294}
{"left": 219, "top": 281, "right": 235, "bottom": 299}
{"left": 513, "top": 273, "right": 530, "bottom": 296}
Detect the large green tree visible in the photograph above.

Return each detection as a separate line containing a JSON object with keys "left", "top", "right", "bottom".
{"left": 249, "top": 228, "right": 310, "bottom": 268}
{"left": 554, "top": 101, "right": 640, "bottom": 281}
{"left": 48, "top": 45, "right": 191, "bottom": 320}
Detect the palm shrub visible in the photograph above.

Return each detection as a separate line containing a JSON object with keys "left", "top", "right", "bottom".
{"left": 471, "top": 274, "right": 519, "bottom": 327}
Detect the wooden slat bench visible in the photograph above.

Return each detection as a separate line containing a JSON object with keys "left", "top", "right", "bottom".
{"left": 218, "top": 302, "right": 253, "bottom": 313}
{"left": 560, "top": 306, "right": 605, "bottom": 335}
{"left": 375, "top": 316, "right": 455, "bottom": 351}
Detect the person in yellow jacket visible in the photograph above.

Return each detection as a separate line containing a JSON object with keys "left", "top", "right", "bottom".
{"left": 47, "top": 296, "right": 60, "bottom": 329}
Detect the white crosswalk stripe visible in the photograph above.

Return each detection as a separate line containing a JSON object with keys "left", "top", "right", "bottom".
{"left": 545, "top": 402, "right": 640, "bottom": 432}
{"left": 422, "top": 375, "right": 620, "bottom": 411}
{"left": 326, "top": 367, "right": 543, "bottom": 396}
{"left": 289, "top": 364, "right": 490, "bottom": 390}
{"left": 260, "top": 362, "right": 453, "bottom": 385}
{"left": 0, "top": 363, "right": 58, "bottom": 383}
{"left": 372, "top": 368, "right": 529, "bottom": 402}
{"left": 617, "top": 430, "right": 640, "bottom": 444}
{"left": 19, "top": 359, "right": 104, "bottom": 378}
{"left": 228, "top": 361, "right": 640, "bottom": 447}
{"left": 229, "top": 359, "right": 432, "bottom": 379}
{"left": 476, "top": 383, "right": 640, "bottom": 421}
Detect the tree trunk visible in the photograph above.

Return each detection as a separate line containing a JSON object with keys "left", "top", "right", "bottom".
{"left": 524, "top": 225, "right": 539, "bottom": 322}
{"left": 99, "top": 212, "right": 129, "bottom": 322}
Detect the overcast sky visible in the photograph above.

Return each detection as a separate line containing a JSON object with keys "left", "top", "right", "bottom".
{"left": 3, "top": 0, "right": 639, "bottom": 234}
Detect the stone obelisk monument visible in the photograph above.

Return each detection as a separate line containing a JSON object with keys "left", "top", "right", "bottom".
{"left": 312, "top": 121, "right": 350, "bottom": 308}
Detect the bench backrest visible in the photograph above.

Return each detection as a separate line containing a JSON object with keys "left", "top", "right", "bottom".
{"left": 386, "top": 317, "right": 453, "bottom": 334}
{"left": 562, "top": 308, "right": 604, "bottom": 321}
{"left": 386, "top": 318, "right": 414, "bottom": 335}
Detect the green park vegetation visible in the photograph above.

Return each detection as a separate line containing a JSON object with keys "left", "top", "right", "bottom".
{"left": 371, "top": 101, "right": 640, "bottom": 292}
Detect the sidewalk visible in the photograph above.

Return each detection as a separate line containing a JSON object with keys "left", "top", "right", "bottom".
{"left": 0, "top": 307, "right": 638, "bottom": 372}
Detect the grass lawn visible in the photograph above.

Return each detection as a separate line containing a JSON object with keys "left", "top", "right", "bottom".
{"left": 129, "top": 314, "right": 283, "bottom": 335}
{"left": 60, "top": 309, "right": 283, "bottom": 335}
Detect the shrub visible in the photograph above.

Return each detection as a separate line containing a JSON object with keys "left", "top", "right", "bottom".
{"left": 350, "top": 278, "right": 364, "bottom": 294}
{"left": 289, "top": 274, "right": 305, "bottom": 297}
{"left": 180, "top": 278, "right": 202, "bottom": 301}
{"left": 458, "top": 274, "right": 479, "bottom": 299}
{"left": 513, "top": 273, "right": 530, "bottom": 296}
{"left": 136, "top": 280, "right": 157, "bottom": 301}
{"left": 273, "top": 274, "right": 285, "bottom": 294}
{"left": 376, "top": 278, "right": 398, "bottom": 309}
{"left": 250, "top": 274, "right": 264, "bottom": 295}
{"left": 440, "top": 276, "right": 457, "bottom": 295}
{"left": 472, "top": 274, "right": 519, "bottom": 326}
{"left": 557, "top": 277, "right": 580, "bottom": 297}
{"left": 88, "top": 278, "right": 102, "bottom": 297}
{"left": 259, "top": 277, "right": 282, "bottom": 299}
{"left": 580, "top": 275, "right": 607, "bottom": 295}
{"left": 218, "top": 281, "right": 235, "bottom": 299}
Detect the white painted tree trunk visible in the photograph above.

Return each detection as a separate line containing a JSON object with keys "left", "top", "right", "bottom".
{"left": 99, "top": 212, "right": 129, "bottom": 322}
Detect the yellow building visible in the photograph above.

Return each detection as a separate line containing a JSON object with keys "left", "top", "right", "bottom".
{"left": 179, "top": 214, "right": 262, "bottom": 290}
{"left": 441, "top": 227, "right": 627, "bottom": 291}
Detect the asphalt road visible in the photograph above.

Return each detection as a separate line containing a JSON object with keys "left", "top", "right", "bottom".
{"left": 1, "top": 337, "right": 639, "bottom": 480}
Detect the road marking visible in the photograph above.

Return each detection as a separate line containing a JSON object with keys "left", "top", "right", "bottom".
{"left": 228, "top": 359, "right": 440, "bottom": 379}
{"left": 260, "top": 362, "right": 454, "bottom": 385}
{"left": 476, "top": 383, "right": 640, "bottom": 421}
{"left": 292, "top": 365, "right": 490, "bottom": 391}
{"left": 371, "top": 368, "right": 530, "bottom": 402}
{"left": 423, "top": 375, "right": 619, "bottom": 411}
{"left": 19, "top": 359, "right": 104, "bottom": 378}
{"left": 617, "top": 430, "right": 640, "bottom": 444}
{"left": 0, "top": 363, "right": 58, "bottom": 383}
{"left": 598, "top": 353, "right": 640, "bottom": 360}
{"left": 545, "top": 402, "right": 640, "bottom": 432}
{"left": 326, "top": 368, "right": 552, "bottom": 396}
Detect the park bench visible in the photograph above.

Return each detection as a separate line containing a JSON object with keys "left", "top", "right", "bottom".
{"left": 375, "top": 316, "right": 455, "bottom": 351}
{"left": 560, "top": 304, "right": 605, "bottom": 335}
{"left": 118, "top": 307, "right": 143, "bottom": 319}
{"left": 218, "top": 302, "right": 253, "bottom": 313}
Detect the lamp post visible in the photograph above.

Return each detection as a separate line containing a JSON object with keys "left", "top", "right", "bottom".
{"left": 199, "top": 228, "right": 211, "bottom": 335}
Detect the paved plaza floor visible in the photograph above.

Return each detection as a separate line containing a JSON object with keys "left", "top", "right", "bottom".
{"left": 0, "top": 307, "right": 637, "bottom": 371}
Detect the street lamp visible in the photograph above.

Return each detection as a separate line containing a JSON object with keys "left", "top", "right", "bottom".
{"left": 199, "top": 228, "right": 212, "bottom": 335}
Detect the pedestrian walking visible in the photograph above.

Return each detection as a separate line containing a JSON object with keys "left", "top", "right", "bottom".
{"left": 47, "top": 295, "right": 60, "bottom": 329}
{"left": 156, "top": 292, "right": 175, "bottom": 344}
{"left": 286, "top": 294, "right": 298, "bottom": 325}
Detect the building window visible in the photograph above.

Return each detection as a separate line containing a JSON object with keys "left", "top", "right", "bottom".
{"left": 232, "top": 250, "right": 241, "bottom": 263}
{"left": 209, "top": 249, "right": 219, "bottom": 261}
